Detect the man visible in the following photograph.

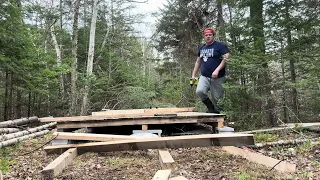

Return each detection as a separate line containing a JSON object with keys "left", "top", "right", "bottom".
{"left": 191, "top": 27, "right": 230, "bottom": 113}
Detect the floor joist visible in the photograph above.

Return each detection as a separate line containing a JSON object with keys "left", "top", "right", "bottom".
{"left": 44, "top": 133, "right": 254, "bottom": 154}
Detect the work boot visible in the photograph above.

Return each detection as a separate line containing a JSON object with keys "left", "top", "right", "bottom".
{"left": 202, "top": 98, "right": 219, "bottom": 113}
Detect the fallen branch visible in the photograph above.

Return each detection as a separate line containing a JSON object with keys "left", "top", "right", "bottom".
{"left": 0, "top": 128, "right": 20, "bottom": 134}
{"left": 249, "top": 138, "right": 320, "bottom": 149}
{"left": 0, "top": 130, "right": 50, "bottom": 148}
{"left": 0, "top": 117, "right": 38, "bottom": 128}
{"left": 0, "top": 122, "right": 56, "bottom": 141}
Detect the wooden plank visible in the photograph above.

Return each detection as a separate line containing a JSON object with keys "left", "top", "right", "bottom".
{"left": 158, "top": 149, "right": 175, "bottom": 170}
{"left": 222, "top": 146, "right": 296, "bottom": 172}
{"left": 53, "top": 132, "right": 151, "bottom": 141}
{"left": 169, "top": 176, "right": 188, "bottom": 180}
{"left": 56, "top": 116, "right": 224, "bottom": 129}
{"left": 92, "top": 107, "right": 195, "bottom": 116}
{"left": 152, "top": 169, "right": 171, "bottom": 180}
{"left": 39, "top": 112, "right": 224, "bottom": 123}
{"left": 42, "top": 148, "right": 78, "bottom": 179}
{"left": 44, "top": 133, "right": 254, "bottom": 154}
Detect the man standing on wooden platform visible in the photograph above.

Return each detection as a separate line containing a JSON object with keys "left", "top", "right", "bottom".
{"left": 191, "top": 27, "right": 230, "bottom": 114}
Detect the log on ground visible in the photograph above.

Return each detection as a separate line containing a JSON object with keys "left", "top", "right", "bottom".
{"left": 0, "top": 122, "right": 56, "bottom": 141}
{"left": 0, "top": 130, "right": 50, "bottom": 148}
{"left": 0, "top": 117, "right": 38, "bottom": 128}
{"left": 0, "top": 128, "right": 20, "bottom": 134}
{"left": 44, "top": 133, "right": 255, "bottom": 154}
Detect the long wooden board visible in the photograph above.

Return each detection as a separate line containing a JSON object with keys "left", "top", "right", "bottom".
{"left": 222, "top": 146, "right": 296, "bottom": 172}
{"left": 92, "top": 107, "right": 195, "bottom": 116}
{"left": 53, "top": 132, "right": 150, "bottom": 141}
{"left": 40, "top": 112, "right": 224, "bottom": 123}
{"left": 42, "top": 148, "right": 78, "bottom": 179}
{"left": 44, "top": 133, "right": 254, "bottom": 154}
{"left": 56, "top": 116, "right": 224, "bottom": 129}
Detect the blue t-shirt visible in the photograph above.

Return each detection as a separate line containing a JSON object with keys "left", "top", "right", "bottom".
{"left": 198, "top": 41, "right": 229, "bottom": 78}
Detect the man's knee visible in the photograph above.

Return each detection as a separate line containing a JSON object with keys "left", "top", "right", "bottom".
{"left": 196, "top": 88, "right": 207, "bottom": 100}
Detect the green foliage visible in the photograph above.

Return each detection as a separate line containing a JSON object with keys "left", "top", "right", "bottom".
{"left": 0, "top": 148, "right": 15, "bottom": 174}
{"left": 254, "top": 133, "right": 279, "bottom": 143}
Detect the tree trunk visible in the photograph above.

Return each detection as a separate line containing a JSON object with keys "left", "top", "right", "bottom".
{"left": 4, "top": 71, "right": 9, "bottom": 121}
{"left": 216, "top": 0, "right": 226, "bottom": 42}
{"left": 70, "top": 0, "right": 81, "bottom": 115}
{"left": 284, "top": 0, "right": 298, "bottom": 117}
{"left": 0, "top": 130, "right": 50, "bottom": 148}
{"left": 250, "top": 0, "right": 276, "bottom": 125}
{"left": 0, "top": 122, "right": 56, "bottom": 141}
{"left": 0, "top": 116, "right": 38, "bottom": 128}
{"left": 50, "top": 24, "right": 64, "bottom": 94}
{"left": 0, "top": 128, "right": 20, "bottom": 134}
{"left": 81, "top": 0, "right": 99, "bottom": 115}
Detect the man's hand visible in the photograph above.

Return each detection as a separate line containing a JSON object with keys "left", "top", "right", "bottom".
{"left": 212, "top": 70, "right": 219, "bottom": 79}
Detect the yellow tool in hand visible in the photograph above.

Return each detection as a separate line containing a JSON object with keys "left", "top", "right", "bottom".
{"left": 190, "top": 77, "right": 198, "bottom": 87}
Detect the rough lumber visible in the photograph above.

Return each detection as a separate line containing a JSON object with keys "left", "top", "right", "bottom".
{"left": 53, "top": 132, "right": 151, "bottom": 141}
{"left": 152, "top": 169, "right": 171, "bottom": 180}
{"left": 0, "top": 170, "right": 2, "bottom": 180}
{"left": 222, "top": 146, "right": 296, "bottom": 172}
{"left": 0, "top": 128, "right": 20, "bottom": 134}
{"left": 169, "top": 176, "right": 188, "bottom": 180}
{"left": 280, "top": 123, "right": 320, "bottom": 128}
{"left": 42, "top": 148, "right": 78, "bottom": 179}
{"left": 0, "top": 122, "right": 56, "bottom": 141}
{"left": 239, "top": 127, "right": 293, "bottom": 134}
{"left": 92, "top": 107, "right": 195, "bottom": 116}
{"left": 0, "top": 130, "right": 50, "bottom": 148}
{"left": 0, "top": 116, "right": 38, "bottom": 128}
{"left": 55, "top": 115, "right": 225, "bottom": 129}
{"left": 44, "top": 133, "right": 254, "bottom": 154}
{"left": 158, "top": 149, "right": 175, "bottom": 170}
{"left": 39, "top": 112, "right": 224, "bottom": 123}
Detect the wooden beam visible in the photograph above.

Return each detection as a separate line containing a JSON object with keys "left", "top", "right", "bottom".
{"left": 222, "top": 146, "right": 296, "bottom": 172}
{"left": 55, "top": 116, "right": 224, "bottom": 129}
{"left": 53, "top": 132, "right": 149, "bottom": 141}
{"left": 42, "top": 148, "right": 78, "bottom": 179}
{"left": 39, "top": 112, "right": 224, "bottom": 123}
{"left": 44, "top": 133, "right": 254, "bottom": 154}
{"left": 152, "top": 169, "right": 171, "bottom": 180}
{"left": 169, "top": 176, "right": 188, "bottom": 180}
{"left": 158, "top": 149, "right": 175, "bottom": 170}
{"left": 92, "top": 107, "right": 195, "bottom": 116}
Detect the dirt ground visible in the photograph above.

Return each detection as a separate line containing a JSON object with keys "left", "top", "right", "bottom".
{"left": 1, "top": 129, "right": 320, "bottom": 180}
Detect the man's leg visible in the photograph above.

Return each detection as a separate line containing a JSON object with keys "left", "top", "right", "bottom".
{"left": 196, "top": 76, "right": 215, "bottom": 113}
{"left": 209, "top": 76, "right": 226, "bottom": 113}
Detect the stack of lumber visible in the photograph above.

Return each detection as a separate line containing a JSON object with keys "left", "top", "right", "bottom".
{"left": 42, "top": 131, "right": 255, "bottom": 180}
{"left": 0, "top": 117, "right": 56, "bottom": 148}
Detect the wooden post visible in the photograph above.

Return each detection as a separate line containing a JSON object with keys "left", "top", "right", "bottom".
{"left": 142, "top": 124, "right": 148, "bottom": 130}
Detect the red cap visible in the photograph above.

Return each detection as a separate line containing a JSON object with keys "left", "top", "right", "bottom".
{"left": 204, "top": 28, "right": 214, "bottom": 35}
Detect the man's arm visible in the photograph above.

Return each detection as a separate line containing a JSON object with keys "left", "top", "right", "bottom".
{"left": 192, "top": 57, "right": 201, "bottom": 79}
{"left": 212, "top": 52, "right": 230, "bottom": 78}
